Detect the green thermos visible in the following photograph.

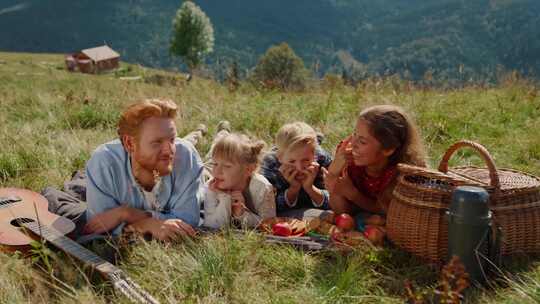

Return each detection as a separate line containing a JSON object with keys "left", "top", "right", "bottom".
{"left": 447, "top": 186, "right": 498, "bottom": 284}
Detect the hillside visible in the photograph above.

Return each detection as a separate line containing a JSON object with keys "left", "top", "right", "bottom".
{"left": 1, "top": 52, "right": 540, "bottom": 303}
{"left": 0, "top": 0, "right": 539, "bottom": 82}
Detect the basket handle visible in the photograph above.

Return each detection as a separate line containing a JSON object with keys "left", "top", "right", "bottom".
{"left": 437, "top": 140, "right": 500, "bottom": 189}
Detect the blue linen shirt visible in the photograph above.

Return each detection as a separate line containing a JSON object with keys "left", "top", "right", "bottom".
{"left": 85, "top": 138, "right": 203, "bottom": 236}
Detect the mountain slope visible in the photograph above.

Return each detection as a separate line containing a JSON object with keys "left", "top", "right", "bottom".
{"left": 0, "top": 0, "right": 538, "bottom": 81}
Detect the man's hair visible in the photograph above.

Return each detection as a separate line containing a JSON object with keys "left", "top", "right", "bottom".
{"left": 275, "top": 121, "right": 317, "bottom": 154}
{"left": 117, "top": 99, "right": 178, "bottom": 139}
{"left": 211, "top": 133, "right": 266, "bottom": 166}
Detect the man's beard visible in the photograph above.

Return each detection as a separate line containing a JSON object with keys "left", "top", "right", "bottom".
{"left": 160, "top": 162, "right": 174, "bottom": 175}
{"left": 137, "top": 157, "right": 174, "bottom": 176}
{"left": 153, "top": 161, "right": 174, "bottom": 176}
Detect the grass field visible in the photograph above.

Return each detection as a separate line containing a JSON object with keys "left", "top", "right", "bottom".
{"left": 0, "top": 52, "right": 539, "bottom": 303}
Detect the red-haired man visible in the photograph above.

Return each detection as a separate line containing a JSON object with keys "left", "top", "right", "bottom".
{"left": 45, "top": 99, "right": 205, "bottom": 242}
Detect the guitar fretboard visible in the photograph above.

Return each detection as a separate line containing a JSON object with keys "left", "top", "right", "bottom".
{"left": 23, "top": 221, "right": 116, "bottom": 273}
{"left": 22, "top": 221, "right": 160, "bottom": 304}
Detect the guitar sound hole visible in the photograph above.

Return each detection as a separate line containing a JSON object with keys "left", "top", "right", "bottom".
{"left": 10, "top": 218, "right": 35, "bottom": 228}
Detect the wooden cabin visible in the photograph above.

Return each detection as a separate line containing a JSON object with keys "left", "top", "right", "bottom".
{"left": 65, "top": 45, "right": 120, "bottom": 74}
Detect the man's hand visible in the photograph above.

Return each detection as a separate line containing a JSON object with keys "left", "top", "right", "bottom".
{"left": 301, "top": 162, "right": 320, "bottom": 190}
{"left": 279, "top": 164, "right": 301, "bottom": 187}
{"left": 230, "top": 191, "right": 246, "bottom": 217}
{"left": 83, "top": 206, "right": 126, "bottom": 235}
{"left": 125, "top": 218, "right": 196, "bottom": 242}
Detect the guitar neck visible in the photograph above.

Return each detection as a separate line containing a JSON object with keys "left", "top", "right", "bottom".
{"left": 22, "top": 221, "right": 160, "bottom": 304}
{"left": 23, "top": 221, "right": 115, "bottom": 272}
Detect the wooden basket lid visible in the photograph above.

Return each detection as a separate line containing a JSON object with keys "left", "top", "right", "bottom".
{"left": 451, "top": 166, "right": 540, "bottom": 192}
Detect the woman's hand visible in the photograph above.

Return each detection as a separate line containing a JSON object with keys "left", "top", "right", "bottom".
{"left": 322, "top": 167, "right": 337, "bottom": 193}
{"left": 326, "top": 137, "right": 353, "bottom": 193}
{"left": 326, "top": 168, "right": 356, "bottom": 195}
{"left": 330, "top": 136, "right": 353, "bottom": 175}
{"left": 334, "top": 170, "right": 356, "bottom": 197}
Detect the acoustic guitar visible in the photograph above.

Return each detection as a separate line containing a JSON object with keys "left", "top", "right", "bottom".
{"left": 0, "top": 188, "right": 160, "bottom": 304}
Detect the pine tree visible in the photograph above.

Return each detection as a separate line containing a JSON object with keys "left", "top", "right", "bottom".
{"left": 170, "top": 1, "right": 214, "bottom": 74}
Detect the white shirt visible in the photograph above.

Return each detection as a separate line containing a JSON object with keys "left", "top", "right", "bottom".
{"left": 203, "top": 173, "right": 276, "bottom": 229}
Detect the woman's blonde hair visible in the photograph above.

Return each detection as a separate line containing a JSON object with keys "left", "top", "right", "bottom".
{"left": 275, "top": 121, "right": 317, "bottom": 154}
{"left": 212, "top": 133, "right": 266, "bottom": 166}
{"left": 117, "top": 98, "right": 178, "bottom": 139}
{"left": 359, "top": 105, "right": 427, "bottom": 167}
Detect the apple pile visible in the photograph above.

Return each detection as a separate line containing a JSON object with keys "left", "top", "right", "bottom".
{"left": 267, "top": 212, "right": 387, "bottom": 247}
{"left": 313, "top": 212, "right": 387, "bottom": 247}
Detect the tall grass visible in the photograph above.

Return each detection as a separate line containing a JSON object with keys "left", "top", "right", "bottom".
{"left": 0, "top": 52, "right": 539, "bottom": 303}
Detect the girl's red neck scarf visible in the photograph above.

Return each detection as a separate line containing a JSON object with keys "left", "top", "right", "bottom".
{"left": 347, "top": 164, "right": 397, "bottom": 199}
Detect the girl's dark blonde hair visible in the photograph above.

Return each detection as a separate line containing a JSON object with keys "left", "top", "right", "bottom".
{"left": 211, "top": 133, "right": 266, "bottom": 166}
{"left": 359, "top": 105, "right": 427, "bottom": 167}
{"left": 275, "top": 121, "right": 317, "bottom": 155}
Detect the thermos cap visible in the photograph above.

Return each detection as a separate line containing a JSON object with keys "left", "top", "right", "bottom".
{"left": 449, "top": 186, "right": 490, "bottom": 219}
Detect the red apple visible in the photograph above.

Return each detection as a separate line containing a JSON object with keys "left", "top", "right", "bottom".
{"left": 363, "top": 225, "right": 385, "bottom": 246}
{"left": 335, "top": 213, "right": 355, "bottom": 231}
{"left": 272, "top": 222, "right": 292, "bottom": 236}
{"left": 365, "top": 214, "right": 386, "bottom": 226}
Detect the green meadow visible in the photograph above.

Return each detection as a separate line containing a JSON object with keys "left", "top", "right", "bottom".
{"left": 0, "top": 52, "right": 539, "bottom": 303}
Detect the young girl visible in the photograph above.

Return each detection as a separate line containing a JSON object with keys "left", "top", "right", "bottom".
{"left": 203, "top": 133, "right": 276, "bottom": 229}
{"left": 325, "top": 105, "right": 427, "bottom": 215}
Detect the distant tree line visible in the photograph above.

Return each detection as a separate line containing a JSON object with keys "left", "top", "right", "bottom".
{"left": 1, "top": 0, "right": 539, "bottom": 86}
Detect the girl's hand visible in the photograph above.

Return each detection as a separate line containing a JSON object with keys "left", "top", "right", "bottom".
{"left": 279, "top": 164, "right": 301, "bottom": 188}
{"left": 302, "top": 161, "right": 320, "bottom": 190}
{"left": 230, "top": 191, "right": 246, "bottom": 217}
{"left": 208, "top": 178, "right": 226, "bottom": 193}
{"left": 329, "top": 136, "right": 353, "bottom": 175}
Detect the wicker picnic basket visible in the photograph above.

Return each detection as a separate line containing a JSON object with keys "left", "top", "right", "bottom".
{"left": 387, "top": 140, "right": 540, "bottom": 263}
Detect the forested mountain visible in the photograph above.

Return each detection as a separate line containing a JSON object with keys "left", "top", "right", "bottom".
{"left": 0, "top": 0, "right": 539, "bottom": 82}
